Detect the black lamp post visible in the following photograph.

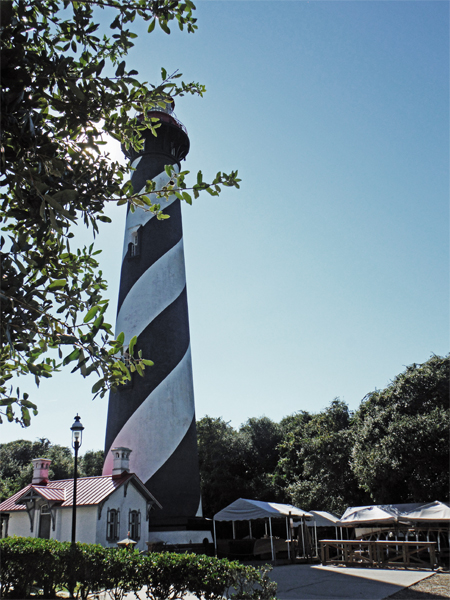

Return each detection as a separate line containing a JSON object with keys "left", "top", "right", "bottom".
{"left": 70, "top": 414, "right": 84, "bottom": 544}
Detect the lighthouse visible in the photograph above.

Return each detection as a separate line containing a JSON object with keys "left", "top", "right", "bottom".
{"left": 103, "top": 100, "right": 206, "bottom": 541}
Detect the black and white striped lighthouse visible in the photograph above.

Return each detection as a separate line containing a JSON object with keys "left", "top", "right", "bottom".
{"left": 103, "top": 100, "right": 203, "bottom": 527}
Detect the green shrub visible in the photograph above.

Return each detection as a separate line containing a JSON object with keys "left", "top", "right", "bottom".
{"left": 0, "top": 536, "right": 40, "bottom": 598}
{"left": 0, "top": 538, "right": 277, "bottom": 599}
{"left": 102, "top": 547, "right": 142, "bottom": 600}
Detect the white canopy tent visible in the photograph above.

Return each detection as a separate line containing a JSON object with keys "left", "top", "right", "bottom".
{"left": 337, "top": 502, "right": 450, "bottom": 555}
{"left": 338, "top": 504, "right": 411, "bottom": 527}
{"left": 404, "top": 501, "right": 450, "bottom": 523}
{"left": 213, "top": 498, "right": 313, "bottom": 561}
{"left": 306, "top": 510, "right": 340, "bottom": 528}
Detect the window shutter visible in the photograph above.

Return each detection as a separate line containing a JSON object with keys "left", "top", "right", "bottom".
{"left": 106, "top": 508, "right": 112, "bottom": 540}
{"left": 116, "top": 509, "right": 120, "bottom": 540}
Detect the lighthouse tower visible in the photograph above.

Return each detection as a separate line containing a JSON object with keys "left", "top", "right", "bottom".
{"left": 103, "top": 100, "right": 204, "bottom": 538}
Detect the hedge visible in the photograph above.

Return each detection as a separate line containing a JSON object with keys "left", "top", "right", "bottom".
{"left": 0, "top": 537, "right": 278, "bottom": 599}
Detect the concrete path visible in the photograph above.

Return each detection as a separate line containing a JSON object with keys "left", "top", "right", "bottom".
{"left": 268, "top": 564, "right": 434, "bottom": 599}
{"left": 123, "top": 564, "right": 433, "bottom": 600}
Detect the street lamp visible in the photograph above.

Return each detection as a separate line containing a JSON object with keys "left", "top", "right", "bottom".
{"left": 70, "top": 414, "right": 84, "bottom": 544}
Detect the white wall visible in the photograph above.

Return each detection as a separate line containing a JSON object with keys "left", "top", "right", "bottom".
{"left": 53, "top": 506, "right": 97, "bottom": 544}
{"left": 96, "top": 480, "right": 149, "bottom": 552}
{"left": 4, "top": 511, "right": 32, "bottom": 538}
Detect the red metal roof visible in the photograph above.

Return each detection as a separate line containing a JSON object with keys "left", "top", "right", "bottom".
{"left": 19, "top": 486, "right": 66, "bottom": 503}
{"left": 0, "top": 473, "right": 160, "bottom": 512}
{"left": 0, "top": 485, "right": 33, "bottom": 512}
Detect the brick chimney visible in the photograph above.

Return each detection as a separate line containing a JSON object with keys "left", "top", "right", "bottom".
{"left": 31, "top": 458, "right": 52, "bottom": 485}
{"left": 111, "top": 447, "right": 132, "bottom": 478}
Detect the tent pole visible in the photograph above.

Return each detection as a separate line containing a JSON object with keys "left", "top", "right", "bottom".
{"left": 249, "top": 520, "right": 252, "bottom": 539}
{"left": 286, "top": 516, "right": 290, "bottom": 560}
{"left": 300, "top": 518, "right": 305, "bottom": 558}
{"left": 314, "top": 520, "right": 318, "bottom": 557}
{"left": 213, "top": 519, "right": 217, "bottom": 556}
{"left": 232, "top": 521, "right": 236, "bottom": 540}
{"left": 269, "top": 517, "right": 275, "bottom": 562}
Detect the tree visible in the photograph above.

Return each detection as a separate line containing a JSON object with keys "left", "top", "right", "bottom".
{"left": 197, "top": 416, "right": 251, "bottom": 517}
{"left": 274, "top": 411, "right": 312, "bottom": 490}
{"left": 277, "top": 400, "right": 367, "bottom": 515}
{"left": 351, "top": 354, "right": 449, "bottom": 504}
{"left": 238, "top": 416, "right": 284, "bottom": 502}
{"left": 81, "top": 449, "right": 105, "bottom": 477}
{"left": 0, "top": 0, "right": 240, "bottom": 426}
{"left": 197, "top": 415, "right": 286, "bottom": 517}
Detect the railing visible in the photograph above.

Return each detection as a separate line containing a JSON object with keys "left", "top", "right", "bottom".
{"left": 320, "top": 539, "right": 437, "bottom": 569}
{"left": 137, "top": 108, "right": 188, "bottom": 135}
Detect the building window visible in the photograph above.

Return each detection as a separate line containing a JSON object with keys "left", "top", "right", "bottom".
{"left": 128, "top": 509, "right": 141, "bottom": 541}
{"left": 106, "top": 508, "right": 120, "bottom": 541}
{"left": 38, "top": 504, "right": 51, "bottom": 539}
{"left": 0, "top": 514, "right": 9, "bottom": 538}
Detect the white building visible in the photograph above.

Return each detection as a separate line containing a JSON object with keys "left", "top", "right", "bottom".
{"left": 0, "top": 447, "right": 161, "bottom": 552}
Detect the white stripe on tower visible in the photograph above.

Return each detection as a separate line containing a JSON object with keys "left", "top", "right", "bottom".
{"left": 115, "top": 237, "right": 186, "bottom": 343}
{"left": 102, "top": 345, "right": 195, "bottom": 483}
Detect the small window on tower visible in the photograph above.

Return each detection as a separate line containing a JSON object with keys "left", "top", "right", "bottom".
{"left": 129, "top": 229, "right": 140, "bottom": 258}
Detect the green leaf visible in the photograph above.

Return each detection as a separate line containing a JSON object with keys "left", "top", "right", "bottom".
{"left": 84, "top": 305, "right": 100, "bottom": 323}
{"left": 48, "top": 279, "right": 67, "bottom": 290}
{"left": 115, "top": 61, "right": 126, "bottom": 77}
{"left": 66, "top": 80, "right": 86, "bottom": 101}
{"left": 63, "top": 348, "right": 81, "bottom": 366}
{"left": 148, "top": 18, "right": 156, "bottom": 33}
{"left": 91, "top": 378, "right": 105, "bottom": 394}
{"left": 159, "top": 20, "right": 171, "bottom": 34}
{"left": 128, "top": 335, "right": 137, "bottom": 356}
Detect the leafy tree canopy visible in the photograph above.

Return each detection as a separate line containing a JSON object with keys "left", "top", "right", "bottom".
{"left": 0, "top": 0, "right": 240, "bottom": 427}
{"left": 351, "top": 354, "right": 449, "bottom": 504}
{"left": 279, "top": 399, "right": 367, "bottom": 515}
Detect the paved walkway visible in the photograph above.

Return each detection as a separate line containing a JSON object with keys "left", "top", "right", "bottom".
{"left": 124, "top": 564, "right": 434, "bottom": 600}
{"left": 268, "top": 564, "right": 433, "bottom": 599}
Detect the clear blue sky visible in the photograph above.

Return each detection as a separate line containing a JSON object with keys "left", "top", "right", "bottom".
{"left": 3, "top": 0, "right": 448, "bottom": 452}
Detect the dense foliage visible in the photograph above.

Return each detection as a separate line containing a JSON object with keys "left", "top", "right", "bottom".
{"left": 0, "top": 0, "right": 240, "bottom": 427}
{"left": 0, "top": 438, "right": 103, "bottom": 502}
{"left": 350, "top": 354, "right": 449, "bottom": 503}
{"left": 0, "top": 537, "right": 277, "bottom": 599}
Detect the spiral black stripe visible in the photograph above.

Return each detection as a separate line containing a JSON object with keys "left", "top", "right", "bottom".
{"left": 103, "top": 118, "right": 201, "bottom": 520}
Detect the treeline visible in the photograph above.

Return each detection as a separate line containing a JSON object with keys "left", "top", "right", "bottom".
{"left": 1, "top": 355, "right": 448, "bottom": 517}
{"left": 0, "top": 438, "right": 104, "bottom": 502}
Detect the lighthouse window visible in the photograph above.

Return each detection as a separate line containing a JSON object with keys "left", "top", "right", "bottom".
{"left": 130, "top": 230, "right": 140, "bottom": 257}
{"left": 129, "top": 509, "right": 141, "bottom": 541}
{"left": 106, "top": 508, "right": 120, "bottom": 541}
